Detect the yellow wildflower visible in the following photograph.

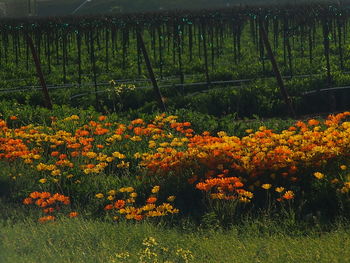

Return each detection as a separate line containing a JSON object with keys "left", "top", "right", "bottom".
{"left": 313, "top": 172, "right": 324, "bottom": 180}
{"left": 275, "top": 187, "right": 285, "bottom": 193}
{"left": 151, "top": 186, "right": 160, "bottom": 194}
{"left": 39, "top": 178, "right": 47, "bottom": 184}
{"left": 261, "top": 184, "right": 272, "bottom": 190}
{"left": 167, "top": 196, "right": 176, "bottom": 202}
{"left": 95, "top": 193, "right": 104, "bottom": 199}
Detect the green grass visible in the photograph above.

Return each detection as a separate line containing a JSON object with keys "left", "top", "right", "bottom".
{"left": 1, "top": 214, "right": 350, "bottom": 263}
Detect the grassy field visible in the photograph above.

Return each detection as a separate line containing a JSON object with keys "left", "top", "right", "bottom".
{"left": 1, "top": 214, "right": 350, "bottom": 263}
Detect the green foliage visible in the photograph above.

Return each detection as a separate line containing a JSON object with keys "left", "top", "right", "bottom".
{"left": 1, "top": 215, "right": 350, "bottom": 263}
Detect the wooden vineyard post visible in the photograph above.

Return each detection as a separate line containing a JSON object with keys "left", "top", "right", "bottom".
{"left": 322, "top": 19, "right": 336, "bottom": 111}
{"left": 136, "top": 29, "right": 166, "bottom": 112}
{"left": 259, "top": 21, "right": 296, "bottom": 118}
{"left": 202, "top": 23, "right": 211, "bottom": 86}
{"left": 25, "top": 33, "right": 53, "bottom": 110}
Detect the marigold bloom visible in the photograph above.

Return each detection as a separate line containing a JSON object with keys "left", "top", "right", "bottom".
{"left": 95, "top": 193, "right": 104, "bottom": 199}
{"left": 29, "top": 192, "right": 41, "bottom": 199}
{"left": 151, "top": 186, "right": 160, "bottom": 194}
{"left": 167, "top": 196, "right": 176, "bottom": 202}
{"left": 98, "top": 116, "right": 107, "bottom": 121}
{"left": 23, "top": 197, "right": 33, "bottom": 205}
{"left": 275, "top": 187, "right": 285, "bottom": 193}
{"left": 130, "top": 192, "right": 138, "bottom": 198}
{"left": 283, "top": 191, "right": 295, "bottom": 200}
{"left": 38, "top": 215, "right": 55, "bottom": 223}
{"left": 107, "top": 195, "right": 115, "bottom": 201}
{"left": 313, "top": 172, "right": 325, "bottom": 180}
{"left": 69, "top": 212, "right": 79, "bottom": 218}
{"left": 115, "top": 200, "right": 126, "bottom": 209}
{"left": 104, "top": 204, "right": 113, "bottom": 210}
{"left": 340, "top": 165, "right": 347, "bottom": 171}
{"left": 308, "top": 119, "right": 320, "bottom": 126}
{"left": 261, "top": 184, "right": 272, "bottom": 190}
{"left": 51, "top": 151, "right": 59, "bottom": 157}
{"left": 146, "top": 197, "right": 157, "bottom": 204}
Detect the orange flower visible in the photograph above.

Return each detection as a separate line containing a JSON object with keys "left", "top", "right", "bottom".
{"left": 98, "top": 116, "right": 107, "bottom": 121}
{"left": 38, "top": 215, "right": 55, "bottom": 223}
{"left": 29, "top": 191, "right": 41, "bottom": 199}
{"left": 134, "top": 214, "right": 143, "bottom": 221}
{"left": 69, "top": 211, "right": 79, "bottom": 218}
{"left": 131, "top": 118, "right": 144, "bottom": 125}
{"left": 114, "top": 200, "right": 125, "bottom": 209}
{"left": 59, "top": 154, "right": 67, "bottom": 160}
{"left": 9, "top": 116, "right": 18, "bottom": 120}
{"left": 43, "top": 207, "right": 55, "bottom": 213}
{"left": 104, "top": 204, "right": 113, "bottom": 210}
{"left": 51, "top": 151, "right": 59, "bottom": 157}
{"left": 146, "top": 197, "right": 157, "bottom": 204}
{"left": 70, "top": 151, "right": 80, "bottom": 157}
{"left": 40, "top": 192, "right": 51, "bottom": 199}
{"left": 283, "top": 191, "right": 294, "bottom": 200}
{"left": 308, "top": 119, "right": 319, "bottom": 126}
{"left": 23, "top": 197, "right": 33, "bottom": 205}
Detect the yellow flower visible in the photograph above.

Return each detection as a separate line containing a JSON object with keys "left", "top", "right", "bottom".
{"left": 36, "top": 163, "right": 46, "bottom": 171}
{"left": 106, "top": 157, "right": 114, "bottom": 162}
{"left": 340, "top": 187, "right": 349, "bottom": 194}
{"left": 130, "top": 192, "right": 138, "bottom": 198}
{"left": 151, "top": 186, "right": 160, "bottom": 194}
{"left": 245, "top": 129, "right": 253, "bottom": 133}
{"left": 107, "top": 195, "right": 115, "bottom": 201}
{"left": 39, "top": 178, "right": 47, "bottom": 184}
{"left": 108, "top": 190, "right": 117, "bottom": 195}
{"left": 239, "top": 197, "right": 251, "bottom": 203}
{"left": 275, "top": 187, "right": 285, "bottom": 193}
{"left": 86, "top": 151, "right": 97, "bottom": 159}
{"left": 95, "top": 193, "right": 104, "bottom": 199}
{"left": 126, "top": 187, "right": 134, "bottom": 192}
{"left": 149, "top": 141, "right": 157, "bottom": 148}
{"left": 51, "top": 169, "right": 61, "bottom": 176}
{"left": 167, "top": 196, "right": 176, "bottom": 202}
{"left": 217, "top": 131, "right": 227, "bottom": 137}
{"left": 261, "top": 184, "right": 272, "bottom": 190}
{"left": 130, "top": 136, "right": 142, "bottom": 142}
{"left": 119, "top": 187, "right": 134, "bottom": 193}
{"left": 112, "top": 152, "right": 126, "bottom": 159}
{"left": 313, "top": 172, "right": 324, "bottom": 180}
{"left": 331, "top": 178, "right": 339, "bottom": 184}
{"left": 125, "top": 214, "right": 134, "bottom": 220}
{"left": 126, "top": 198, "right": 135, "bottom": 203}
{"left": 117, "top": 161, "right": 130, "bottom": 168}
{"left": 33, "top": 154, "right": 41, "bottom": 160}
{"left": 340, "top": 165, "right": 347, "bottom": 171}
{"left": 134, "top": 152, "right": 142, "bottom": 159}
